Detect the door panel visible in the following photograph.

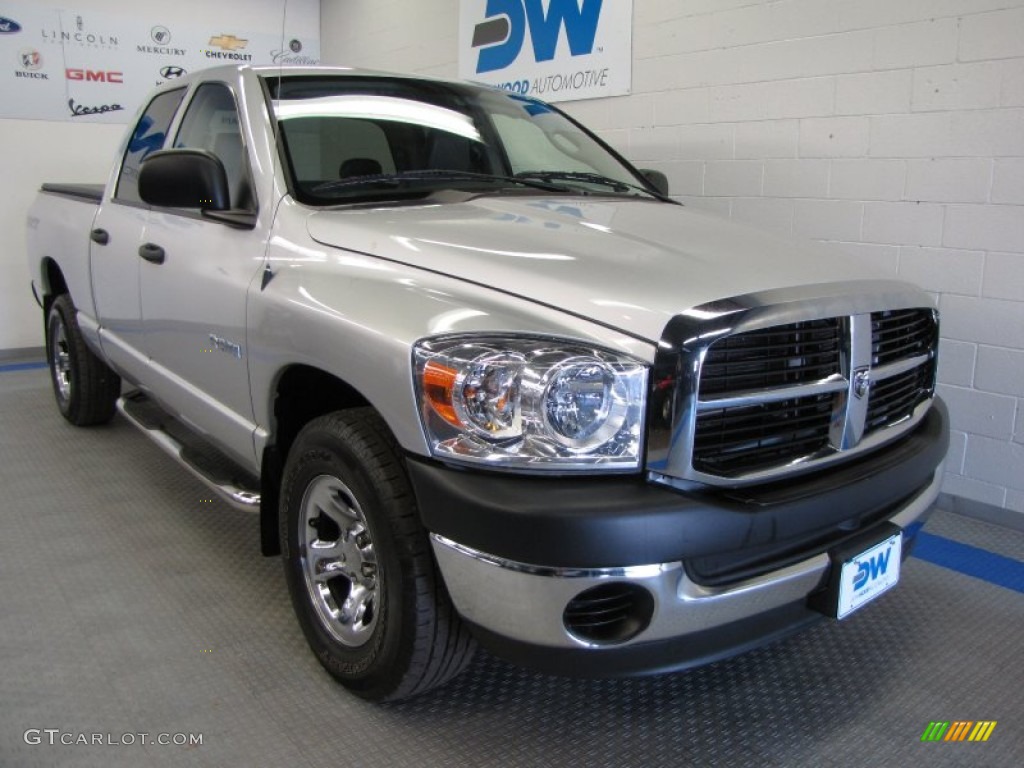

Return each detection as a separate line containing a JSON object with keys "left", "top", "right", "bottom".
{"left": 138, "top": 82, "right": 263, "bottom": 468}
{"left": 91, "top": 87, "right": 185, "bottom": 382}
{"left": 139, "top": 213, "right": 262, "bottom": 465}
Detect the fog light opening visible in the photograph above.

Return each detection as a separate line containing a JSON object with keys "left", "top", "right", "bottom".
{"left": 563, "top": 582, "right": 654, "bottom": 646}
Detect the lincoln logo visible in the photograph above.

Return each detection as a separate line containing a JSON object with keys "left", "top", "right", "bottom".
{"left": 208, "top": 34, "right": 247, "bottom": 51}
{"left": 66, "top": 68, "right": 123, "bottom": 83}
{"left": 853, "top": 368, "right": 871, "bottom": 400}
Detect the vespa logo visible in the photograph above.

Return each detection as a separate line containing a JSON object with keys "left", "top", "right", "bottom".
{"left": 159, "top": 65, "right": 186, "bottom": 79}
{"left": 66, "top": 68, "right": 123, "bottom": 83}
{"left": 472, "top": 0, "right": 603, "bottom": 74}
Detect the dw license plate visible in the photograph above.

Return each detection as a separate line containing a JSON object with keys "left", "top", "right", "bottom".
{"left": 836, "top": 533, "right": 902, "bottom": 619}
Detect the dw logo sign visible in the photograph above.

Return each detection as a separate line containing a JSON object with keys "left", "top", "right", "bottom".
{"left": 471, "top": 0, "right": 603, "bottom": 74}
{"left": 459, "top": 0, "right": 632, "bottom": 103}
{"left": 853, "top": 547, "right": 892, "bottom": 590}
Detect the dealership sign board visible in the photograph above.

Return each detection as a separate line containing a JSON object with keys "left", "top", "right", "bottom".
{"left": 458, "top": 0, "right": 632, "bottom": 103}
{"left": 0, "top": 1, "right": 320, "bottom": 123}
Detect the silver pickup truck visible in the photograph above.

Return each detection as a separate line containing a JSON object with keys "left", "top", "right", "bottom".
{"left": 26, "top": 65, "right": 948, "bottom": 701}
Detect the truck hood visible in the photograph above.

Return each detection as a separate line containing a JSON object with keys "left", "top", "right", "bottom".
{"left": 307, "top": 196, "right": 879, "bottom": 343}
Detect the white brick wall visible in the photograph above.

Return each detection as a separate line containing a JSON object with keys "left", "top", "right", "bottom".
{"left": 321, "top": 0, "right": 1024, "bottom": 519}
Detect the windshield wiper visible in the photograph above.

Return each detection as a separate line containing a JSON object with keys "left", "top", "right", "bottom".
{"left": 514, "top": 170, "right": 668, "bottom": 200}
{"left": 312, "top": 170, "right": 578, "bottom": 196}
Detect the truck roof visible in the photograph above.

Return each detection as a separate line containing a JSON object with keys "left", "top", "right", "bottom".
{"left": 165, "top": 63, "right": 478, "bottom": 92}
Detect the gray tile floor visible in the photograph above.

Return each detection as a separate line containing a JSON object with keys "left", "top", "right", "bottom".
{"left": 2, "top": 366, "right": 1022, "bottom": 767}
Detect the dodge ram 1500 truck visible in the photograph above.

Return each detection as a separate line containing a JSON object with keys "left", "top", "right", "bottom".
{"left": 27, "top": 65, "right": 948, "bottom": 701}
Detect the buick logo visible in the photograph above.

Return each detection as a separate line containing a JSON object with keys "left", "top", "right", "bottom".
{"left": 160, "top": 65, "right": 185, "bottom": 79}
{"left": 0, "top": 16, "right": 21, "bottom": 34}
{"left": 151, "top": 25, "right": 171, "bottom": 45}
{"left": 20, "top": 49, "right": 42, "bottom": 70}
{"left": 853, "top": 368, "right": 871, "bottom": 400}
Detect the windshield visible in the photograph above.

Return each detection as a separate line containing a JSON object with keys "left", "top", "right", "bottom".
{"left": 263, "top": 75, "right": 659, "bottom": 205}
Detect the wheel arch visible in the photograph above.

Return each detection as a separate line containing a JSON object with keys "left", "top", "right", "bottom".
{"left": 259, "top": 363, "right": 378, "bottom": 557}
{"left": 40, "top": 257, "right": 69, "bottom": 314}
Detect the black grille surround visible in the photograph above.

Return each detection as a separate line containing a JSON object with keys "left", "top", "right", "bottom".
{"left": 647, "top": 292, "right": 939, "bottom": 488}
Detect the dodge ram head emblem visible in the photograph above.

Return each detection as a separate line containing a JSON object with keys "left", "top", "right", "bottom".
{"left": 853, "top": 368, "right": 871, "bottom": 400}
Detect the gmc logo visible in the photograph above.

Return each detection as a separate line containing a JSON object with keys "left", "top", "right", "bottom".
{"left": 66, "top": 68, "right": 123, "bottom": 83}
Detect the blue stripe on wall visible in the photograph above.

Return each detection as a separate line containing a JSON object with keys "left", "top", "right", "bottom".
{"left": 913, "top": 532, "right": 1024, "bottom": 594}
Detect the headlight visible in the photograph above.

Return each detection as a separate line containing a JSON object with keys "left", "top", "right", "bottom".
{"left": 414, "top": 336, "right": 647, "bottom": 471}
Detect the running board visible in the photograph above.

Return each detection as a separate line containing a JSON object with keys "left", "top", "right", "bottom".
{"left": 116, "top": 391, "right": 260, "bottom": 513}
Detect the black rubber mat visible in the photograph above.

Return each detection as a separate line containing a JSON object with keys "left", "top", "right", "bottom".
{"left": 1, "top": 368, "right": 1021, "bottom": 767}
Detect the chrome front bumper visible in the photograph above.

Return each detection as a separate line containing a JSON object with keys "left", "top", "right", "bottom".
{"left": 431, "top": 466, "right": 942, "bottom": 651}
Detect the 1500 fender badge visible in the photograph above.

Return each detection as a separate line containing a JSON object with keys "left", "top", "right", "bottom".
{"left": 68, "top": 99, "right": 123, "bottom": 117}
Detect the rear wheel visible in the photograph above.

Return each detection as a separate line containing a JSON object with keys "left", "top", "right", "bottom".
{"left": 46, "top": 294, "right": 120, "bottom": 426}
{"left": 280, "top": 409, "right": 475, "bottom": 701}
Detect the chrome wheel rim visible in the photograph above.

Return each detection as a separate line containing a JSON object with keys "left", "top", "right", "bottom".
{"left": 298, "top": 474, "right": 380, "bottom": 647}
{"left": 49, "top": 314, "right": 72, "bottom": 404}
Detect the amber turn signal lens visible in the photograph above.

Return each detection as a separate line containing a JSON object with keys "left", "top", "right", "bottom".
{"left": 422, "top": 361, "right": 462, "bottom": 428}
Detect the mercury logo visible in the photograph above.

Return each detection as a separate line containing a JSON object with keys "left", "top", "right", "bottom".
{"left": 151, "top": 26, "right": 170, "bottom": 44}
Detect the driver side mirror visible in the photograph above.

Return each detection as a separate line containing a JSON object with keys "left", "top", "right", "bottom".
{"left": 639, "top": 169, "right": 669, "bottom": 197}
{"left": 138, "top": 149, "right": 230, "bottom": 211}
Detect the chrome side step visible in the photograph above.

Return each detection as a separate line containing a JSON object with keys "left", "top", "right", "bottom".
{"left": 116, "top": 391, "right": 260, "bottom": 513}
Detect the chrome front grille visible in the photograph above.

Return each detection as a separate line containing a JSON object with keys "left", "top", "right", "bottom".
{"left": 646, "top": 283, "right": 939, "bottom": 489}
{"left": 693, "top": 393, "right": 834, "bottom": 475}
{"left": 699, "top": 318, "right": 841, "bottom": 396}
{"left": 872, "top": 308, "right": 936, "bottom": 366}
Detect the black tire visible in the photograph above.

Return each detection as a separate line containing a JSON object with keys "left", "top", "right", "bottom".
{"left": 46, "top": 294, "right": 120, "bottom": 426}
{"left": 280, "top": 409, "right": 475, "bottom": 701}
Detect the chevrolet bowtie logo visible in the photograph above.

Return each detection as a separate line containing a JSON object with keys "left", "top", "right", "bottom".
{"left": 208, "top": 34, "right": 248, "bottom": 51}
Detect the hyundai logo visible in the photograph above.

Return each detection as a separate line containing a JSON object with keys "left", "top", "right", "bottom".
{"left": 160, "top": 65, "right": 186, "bottom": 79}
{"left": 0, "top": 17, "right": 22, "bottom": 34}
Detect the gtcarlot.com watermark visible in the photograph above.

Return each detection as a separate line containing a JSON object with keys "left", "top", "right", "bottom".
{"left": 24, "top": 729, "right": 203, "bottom": 747}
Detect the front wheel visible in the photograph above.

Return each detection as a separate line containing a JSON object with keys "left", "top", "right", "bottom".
{"left": 46, "top": 294, "right": 120, "bottom": 426}
{"left": 280, "top": 409, "right": 475, "bottom": 701}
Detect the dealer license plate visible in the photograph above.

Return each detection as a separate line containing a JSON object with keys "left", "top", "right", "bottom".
{"left": 836, "top": 533, "right": 902, "bottom": 619}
